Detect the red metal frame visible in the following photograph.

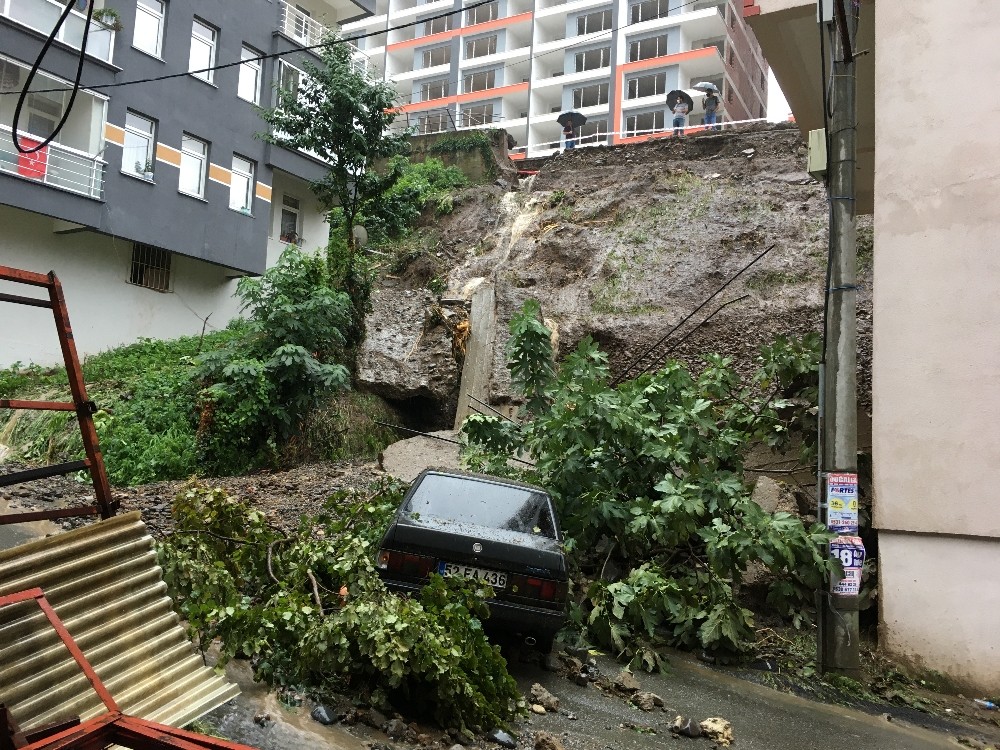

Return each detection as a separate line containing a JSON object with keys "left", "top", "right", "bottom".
{"left": 0, "top": 589, "right": 258, "bottom": 750}
{"left": 0, "top": 266, "right": 116, "bottom": 526}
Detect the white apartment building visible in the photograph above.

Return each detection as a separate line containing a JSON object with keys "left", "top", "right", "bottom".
{"left": 341, "top": 0, "right": 768, "bottom": 157}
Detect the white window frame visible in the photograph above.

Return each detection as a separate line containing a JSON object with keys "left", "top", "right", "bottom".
{"left": 577, "top": 9, "right": 611, "bottom": 36}
{"left": 179, "top": 134, "right": 208, "bottom": 198}
{"left": 625, "top": 110, "right": 665, "bottom": 136}
{"left": 626, "top": 71, "right": 666, "bottom": 99}
{"left": 628, "top": 33, "right": 669, "bottom": 62}
{"left": 420, "top": 78, "right": 450, "bottom": 101}
{"left": 461, "top": 102, "right": 494, "bottom": 126}
{"left": 421, "top": 44, "right": 451, "bottom": 68}
{"left": 230, "top": 155, "right": 255, "bottom": 212}
{"left": 464, "top": 68, "right": 496, "bottom": 93}
{"left": 574, "top": 47, "right": 610, "bottom": 72}
{"left": 238, "top": 45, "right": 262, "bottom": 104}
{"left": 466, "top": 34, "right": 498, "bottom": 59}
{"left": 123, "top": 110, "right": 156, "bottom": 178}
{"left": 133, "top": 0, "right": 165, "bottom": 57}
{"left": 279, "top": 195, "right": 301, "bottom": 242}
{"left": 465, "top": 1, "right": 499, "bottom": 26}
{"left": 572, "top": 82, "right": 609, "bottom": 108}
{"left": 189, "top": 19, "right": 218, "bottom": 83}
{"left": 423, "top": 15, "right": 454, "bottom": 35}
{"left": 417, "top": 112, "right": 449, "bottom": 134}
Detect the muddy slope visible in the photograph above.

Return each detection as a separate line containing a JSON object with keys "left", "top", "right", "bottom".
{"left": 362, "top": 124, "right": 872, "bottom": 421}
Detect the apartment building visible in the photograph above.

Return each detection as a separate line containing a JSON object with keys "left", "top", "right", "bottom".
{"left": 0, "top": 0, "right": 370, "bottom": 367}
{"left": 342, "top": 0, "right": 767, "bottom": 156}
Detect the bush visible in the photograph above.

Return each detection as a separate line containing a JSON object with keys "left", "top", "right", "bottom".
{"left": 158, "top": 481, "right": 522, "bottom": 730}
{"left": 462, "top": 301, "right": 836, "bottom": 663}
{"left": 194, "top": 247, "right": 352, "bottom": 474}
{"left": 362, "top": 157, "right": 468, "bottom": 245}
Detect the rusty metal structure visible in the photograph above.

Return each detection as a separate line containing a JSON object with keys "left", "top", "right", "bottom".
{"left": 0, "top": 588, "right": 256, "bottom": 750}
{"left": 0, "top": 513, "right": 240, "bottom": 732}
{"left": 0, "top": 266, "right": 116, "bottom": 525}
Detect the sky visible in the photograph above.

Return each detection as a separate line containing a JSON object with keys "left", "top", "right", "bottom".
{"left": 766, "top": 69, "right": 792, "bottom": 122}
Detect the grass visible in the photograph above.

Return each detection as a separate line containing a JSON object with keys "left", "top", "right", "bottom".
{"left": 745, "top": 269, "right": 815, "bottom": 291}
{"left": 1, "top": 324, "right": 401, "bottom": 486}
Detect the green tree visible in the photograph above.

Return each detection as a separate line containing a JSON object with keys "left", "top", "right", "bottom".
{"left": 260, "top": 38, "right": 409, "bottom": 338}
{"left": 462, "top": 302, "right": 836, "bottom": 663}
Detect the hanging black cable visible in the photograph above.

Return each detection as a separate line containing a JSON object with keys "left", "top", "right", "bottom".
{"left": 610, "top": 244, "right": 776, "bottom": 386}
{"left": 12, "top": 0, "right": 95, "bottom": 154}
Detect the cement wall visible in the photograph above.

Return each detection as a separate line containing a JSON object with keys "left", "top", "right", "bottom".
{"left": 405, "top": 130, "right": 512, "bottom": 184}
{"left": 0, "top": 205, "right": 242, "bottom": 367}
{"left": 872, "top": 1, "right": 1000, "bottom": 691}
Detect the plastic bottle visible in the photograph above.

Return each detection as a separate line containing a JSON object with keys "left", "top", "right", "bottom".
{"left": 973, "top": 699, "right": 998, "bottom": 710}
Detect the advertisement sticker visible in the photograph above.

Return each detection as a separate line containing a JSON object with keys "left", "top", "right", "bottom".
{"left": 830, "top": 535, "right": 865, "bottom": 596}
{"left": 826, "top": 472, "right": 859, "bottom": 533}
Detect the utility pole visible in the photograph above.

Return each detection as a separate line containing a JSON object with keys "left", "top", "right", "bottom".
{"left": 818, "top": 0, "right": 861, "bottom": 677}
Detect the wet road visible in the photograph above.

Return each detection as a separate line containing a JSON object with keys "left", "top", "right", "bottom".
{"left": 509, "top": 652, "right": 963, "bottom": 750}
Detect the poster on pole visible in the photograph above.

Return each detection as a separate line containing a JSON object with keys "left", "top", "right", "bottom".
{"left": 830, "top": 535, "right": 865, "bottom": 596}
{"left": 826, "top": 472, "right": 859, "bottom": 533}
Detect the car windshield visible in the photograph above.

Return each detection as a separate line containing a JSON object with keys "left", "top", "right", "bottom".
{"left": 404, "top": 474, "right": 557, "bottom": 538}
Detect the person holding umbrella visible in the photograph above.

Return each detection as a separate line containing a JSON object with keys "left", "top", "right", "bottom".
{"left": 693, "top": 82, "right": 721, "bottom": 130}
{"left": 557, "top": 111, "right": 587, "bottom": 151}
{"left": 667, "top": 90, "right": 693, "bottom": 137}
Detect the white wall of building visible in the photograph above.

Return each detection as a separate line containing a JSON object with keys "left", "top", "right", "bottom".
{"left": 0, "top": 205, "right": 243, "bottom": 367}
{"left": 265, "top": 171, "right": 331, "bottom": 268}
{"left": 872, "top": 0, "right": 1000, "bottom": 691}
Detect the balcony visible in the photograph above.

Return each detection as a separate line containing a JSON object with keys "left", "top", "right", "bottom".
{"left": 279, "top": 1, "right": 333, "bottom": 46}
{"left": 1, "top": 0, "right": 115, "bottom": 63}
{"left": 0, "top": 125, "right": 105, "bottom": 199}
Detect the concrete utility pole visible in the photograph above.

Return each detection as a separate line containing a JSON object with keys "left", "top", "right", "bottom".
{"left": 819, "top": 0, "right": 861, "bottom": 677}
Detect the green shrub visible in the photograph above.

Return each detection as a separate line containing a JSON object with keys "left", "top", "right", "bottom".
{"left": 158, "top": 481, "right": 522, "bottom": 731}
{"left": 194, "top": 246, "right": 352, "bottom": 474}
{"left": 462, "top": 301, "right": 836, "bottom": 663}
{"left": 362, "top": 157, "right": 467, "bottom": 244}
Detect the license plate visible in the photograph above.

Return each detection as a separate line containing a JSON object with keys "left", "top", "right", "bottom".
{"left": 438, "top": 562, "right": 507, "bottom": 589}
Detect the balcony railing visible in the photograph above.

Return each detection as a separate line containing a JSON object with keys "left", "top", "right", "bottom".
{"left": 1, "top": 0, "right": 115, "bottom": 62}
{"left": 279, "top": 1, "right": 331, "bottom": 47}
{"left": 0, "top": 125, "right": 106, "bottom": 200}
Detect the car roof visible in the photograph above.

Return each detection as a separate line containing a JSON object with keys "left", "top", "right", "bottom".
{"left": 413, "top": 467, "right": 552, "bottom": 497}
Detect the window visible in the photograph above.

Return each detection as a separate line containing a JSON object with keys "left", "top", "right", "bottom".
{"left": 420, "top": 78, "right": 449, "bottom": 101}
{"left": 129, "top": 243, "right": 171, "bottom": 292}
{"left": 629, "top": 0, "right": 670, "bottom": 24}
{"left": 466, "top": 34, "right": 497, "bottom": 58}
{"left": 423, "top": 14, "right": 454, "bottom": 35}
{"left": 694, "top": 36, "right": 725, "bottom": 55}
{"left": 238, "top": 46, "right": 262, "bottom": 104}
{"left": 279, "top": 195, "right": 301, "bottom": 242}
{"left": 464, "top": 68, "right": 496, "bottom": 93}
{"left": 422, "top": 44, "right": 451, "bottom": 67}
{"left": 133, "top": 0, "right": 164, "bottom": 56}
{"left": 465, "top": 1, "right": 499, "bottom": 25}
{"left": 123, "top": 111, "right": 156, "bottom": 178}
{"left": 626, "top": 71, "right": 666, "bottom": 99}
{"left": 577, "top": 9, "right": 611, "bottom": 35}
{"left": 230, "top": 155, "right": 254, "bottom": 212}
{"left": 572, "top": 82, "right": 609, "bottom": 108}
{"left": 461, "top": 102, "right": 494, "bottom": 126}
{"left": 278, "top": 60, "right": 303, "bottom": 99}
{"left": 189, "top": 19, "right": 217, "bottom": 83}
{"left": 760, "top": 70, "right": 766, "bottom": 89}
{"left": 417, "top": 112, "right": 450, "bottom": 134}
{"left": 579, "top": 120, "right": 609, "bottom": 144}
{"left": 625, "top": 110, "right": 665, "bottom": 136}
{"left": 179, "top": 134, "right": 208, "bottom": 198}
{"left": 728, "top": 46, "right": 735, "bottom": 65}
{"left": 726, "top": 85, "right": 733, "bottom": 103}
{"left": 628, "top": 34, "right": 669, "bottom": 61}
{"left": 291, "top": 4, "right": 312, "bottom": 42}
{"left": 574, "top": 47, "right": 610, "bottom": 72}
{"left": 23, "top": 91, "right": 64, "bottom": 138}
{"left": 759, "top": 104, "right": 766, "bottom": 119}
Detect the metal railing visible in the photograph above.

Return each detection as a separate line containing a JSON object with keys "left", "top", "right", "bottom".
{"left": 279, "top": 1, "right": 330, "bottom": 46}
{"left": 0, "top": 0, "right": 115, "bottom": 62}
{"left": 0, "top": 125, "right": 106, "bottom": 199}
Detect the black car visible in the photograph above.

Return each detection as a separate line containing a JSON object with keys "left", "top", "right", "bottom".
{"left": 376, "top": 469, "right": 568, "bottom": 650}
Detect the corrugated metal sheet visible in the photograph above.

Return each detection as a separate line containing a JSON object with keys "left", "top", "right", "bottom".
{"left": 0, "top": 512, "right": 240, "bottom": 732}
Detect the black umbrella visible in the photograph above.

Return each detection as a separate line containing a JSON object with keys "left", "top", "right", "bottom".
{"left": 666, "top": 90, "right": 694, "bottom": 112}
{"left": 557, "top": 111, "right": 587, "bottom": 129}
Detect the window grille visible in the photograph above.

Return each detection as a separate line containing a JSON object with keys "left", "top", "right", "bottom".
{"left": 129, "top": 243, "right": 172, "bottom": 292}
